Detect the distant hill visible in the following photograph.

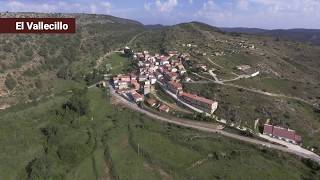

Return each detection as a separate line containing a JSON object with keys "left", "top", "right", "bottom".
{"left": 222, "top": 27, "right": 320, "bottom": 45}
{"left": 144, "top": 24, "right": 167, "bottom": 30}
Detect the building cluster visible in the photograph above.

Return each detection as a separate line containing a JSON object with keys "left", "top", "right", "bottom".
{"left": 263, "top": 124, "right": 302, "bottom": 144}
{"left": 112, "top": 50, "right": 218, "bottom": 114}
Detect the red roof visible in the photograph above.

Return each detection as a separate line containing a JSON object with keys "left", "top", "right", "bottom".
{"left": 263, "top": 124, "right": 302, "bottom": 143}
{"left": 180, "top": 92, "right": 215, "bottom": 105}
{"left": 146, "top": 98, "right": 157, "bottom": 106}
{"left": 120, "top": 75, "right": 131, "bottom": 82}
{"left": 273, "top": 126, "right": 296, "bottom": 140}
{"left": 263, "top": 124, "right": 273, "bottom": 135}
{"left": 131, "top": 91, "right": 143, "bottom": 102}
{"left": 160, "top": 56, "right": 170, "bottom": 61}
{"left": 295, "top": 135, "right": 302, "bottom": 143}
{"left": 168, "top": 81, "right": 182, "bottom": 90}
{"left": 164, "top": 71, "right": 177, "bottom": 78}
{"left": 159, "top": 104, "right": 169, "bottom": 111}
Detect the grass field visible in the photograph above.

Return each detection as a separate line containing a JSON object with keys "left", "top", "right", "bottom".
{"left": 183, "top": 82, "right": 320, "bottom": 150}
{"left": 0, "top": 87, "right": 319, "bottom": 179}
{"left": 101, "top": 52, "right": 132, "bottom": 75}
{"left": 233, "top": 77, "right": 320, "bottom": 102}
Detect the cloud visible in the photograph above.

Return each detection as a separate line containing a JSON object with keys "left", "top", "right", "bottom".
{"left": 144, "top": 2, "right": 151, "bottom": 11}
{"left": 155, "top": 0, "right": 178, "bottom": 12}
{"left": 1, "top": 0, "right": 113, "bottom": 14}
{"left": 188, "top": 0, "right": 193, "bottom": 4}
{"left": 237, "top": 0, "right": 249, "bottom": 10}
{"left": 6, "top": 0, "right": 57, "bottom": 12}
{"left": 194, "top": 0, "right": 320, "bottom": 29}
{"left": 195, "top": 0, "right": 232, "bottom": 24}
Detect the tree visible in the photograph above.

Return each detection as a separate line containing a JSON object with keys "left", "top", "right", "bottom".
{"left": 5, "top": 74, "right": 17, "bottom": 90}
{"left": 57, "top": 66, "right": 71, "bottom": 80}
{"left": 63, "top": 88, "right": 89, "bottom": 116}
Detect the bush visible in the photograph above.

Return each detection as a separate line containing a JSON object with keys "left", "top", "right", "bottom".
{"left": 63, "top": 88, "right": 89, "bottom": 116}
{"left": 5, "top": 74, "right": 17, "bottom": 90}
{"left": 302, "top": 158, "right": 320, "bottom": 171}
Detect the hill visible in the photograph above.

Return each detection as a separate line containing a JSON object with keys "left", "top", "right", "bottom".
{"left": 131, "top": 21, "right": 320, "bottom": 150}
{"left": 0, "top": 12, "right": 144, "bottom": 107}
{"left": 0, "top": 13, "right": 320, "bottom": 179}
{"left": 222, "top": 27, "right": 320, "bottom": 45}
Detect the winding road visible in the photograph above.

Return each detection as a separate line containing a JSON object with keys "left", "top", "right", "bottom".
{"left": 108, "top": 84, "right": 320, "bottom": 164}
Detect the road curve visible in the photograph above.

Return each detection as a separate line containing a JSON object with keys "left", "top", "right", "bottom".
{"left": 108, "top": 85, "right": 320, "bottom": 164}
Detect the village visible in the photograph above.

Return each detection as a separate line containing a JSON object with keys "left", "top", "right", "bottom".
{"left": 111, "top": 48, "right": 218, "bottom": 115}
{"left": 109, "top": 47, "right": 303, "bottom": 146}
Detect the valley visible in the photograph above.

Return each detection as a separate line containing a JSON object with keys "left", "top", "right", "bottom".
{"left": 0, "top": 13, "right": 320, "bottom": 179}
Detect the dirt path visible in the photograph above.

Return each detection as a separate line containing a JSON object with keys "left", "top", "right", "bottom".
{"left": 126, "top": 31, "right": 145, "bottom": 46}
{"left": 207, "top": 58, "right": 223, "bottom": 69}
{"left": 94, "top": 50, "right": 115, "bottom": 69}
{"left": 189, "top": 72, "right": 320, "bottom": 110}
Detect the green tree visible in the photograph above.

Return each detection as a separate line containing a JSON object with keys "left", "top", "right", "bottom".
{"left": 5, "top": 74, "right": 17, "bottom": 90}
{"left": 63, "top": 88, "right": 90, "bottom": 116}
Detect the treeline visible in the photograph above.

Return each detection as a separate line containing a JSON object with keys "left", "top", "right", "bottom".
{"left": 23, "top": 88, "right": 96, "bottom": 179}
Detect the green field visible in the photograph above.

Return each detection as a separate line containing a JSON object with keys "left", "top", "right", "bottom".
{"left": 233, "top": 77, "right": 320, "bottom": 102}
{"left": 183, "top": 82, "right": 320, "bottom": 150}
{"left": 1, "top": 87, "right": 319, "bottom": 179}
{"left": 101, "top": 52, "right": 133, "bottom": 75}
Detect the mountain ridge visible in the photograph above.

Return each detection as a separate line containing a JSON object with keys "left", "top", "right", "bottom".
{"left": 222, "top": 27, "right": 320, "bottom": 45}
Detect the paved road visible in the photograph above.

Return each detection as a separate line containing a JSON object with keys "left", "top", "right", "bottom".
{"left": 108, "top": 84, "right": 320, "bottom": 164}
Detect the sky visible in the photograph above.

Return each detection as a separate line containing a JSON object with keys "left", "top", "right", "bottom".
{"left": 0, "top": 0, "right": 320, "bottom": 29}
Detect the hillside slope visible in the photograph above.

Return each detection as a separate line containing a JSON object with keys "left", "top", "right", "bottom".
{"left": 0, "top": 12, "right": 144, "bottom": 107}
{"left": 131, "top": 22, "right": 320, "bottom": 150}
{"left": 0, "top": 14, "right": 320, "bottom": 179}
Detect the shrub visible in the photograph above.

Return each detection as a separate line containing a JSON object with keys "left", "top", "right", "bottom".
{"left": 63, "top": 88, "right": 89, "bottom": 116}
{"left": 5, "top": 74, "right": 17, "bottom": 90}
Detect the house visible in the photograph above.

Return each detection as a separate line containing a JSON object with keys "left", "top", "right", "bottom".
{"left": 179, "top": 92, "right": 218, "bottom": 114}
{"left": 130, "top": 74, "right": 137, "bottom": 81}
{"left": 164, "top": 71, "right": 178, "bottom": 81}
{"left": 139, "top": 75, "right": 147, "bottom": 82}
{"left": 146, "top": 98, "right": 157, "bottom": 107}
{"left": 160, "top": 56, "right": 170, "bottom": 65}
{"left": 167, "top": 81, "right": 183, "bottom": 94}
{"left": 263, "top": 124, "right": 302, "bottom": 144}
{"left": 159, "top": 104, "right": 170, "bottom": 113}
{"left": 130, "top": 91, "right": 144, "bottom": 103}
{"left": 118, "top": 81, "right": 129, "bottom": 90}
{"left": 149, "top": 76, "right": 157, "bottom": 85}
{"left": 120, "top": 75, "right": 131, "bottom": 82}
{"left": 143, "top": 84, "right": 151, "bottom": 95}
{"left": 171, "top": 68, "right": 178, "bottom": 73}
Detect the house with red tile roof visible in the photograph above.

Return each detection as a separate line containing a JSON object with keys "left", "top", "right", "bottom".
{"left": 130, "top": 91, "right": 144, "bottom": 103}
{"left": 159, "top": 104, "right": 170, "bottom": 113}
{"left": 146, "top": 98, "right": 157, "bottom": 107}
{"left": 164, "top": 71, "right": 178, "bottom": 81}
{"left": 263, "top": 124, "right": 302, "bottom": 144}
{"left": 167, "top": 81, "right": 183, "bottom": 95}
{"left": 120, "top": 75, "right": 131, "bottom": 82}
{"left": 179, "top": 92, "right": 218, "bottom": 114}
